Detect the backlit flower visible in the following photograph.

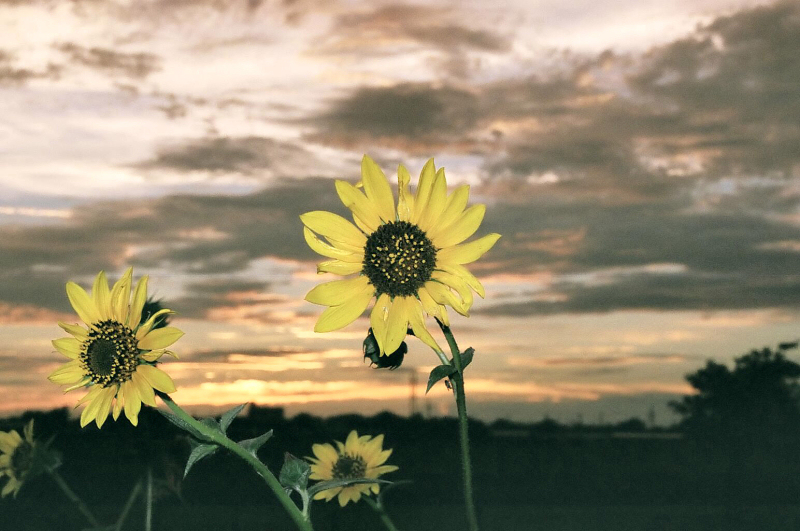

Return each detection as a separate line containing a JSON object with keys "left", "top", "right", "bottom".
{"left": 49, "top": 268, "right": 183, "bottom": 428}
{"left": 0, "top": 420, "right": 36, "bottom": 497}
{"left": 308, "top": 430, "right": 398, "bottom": 507}
{"left": 301, "top": 155, "right": 500, "bottom": 355}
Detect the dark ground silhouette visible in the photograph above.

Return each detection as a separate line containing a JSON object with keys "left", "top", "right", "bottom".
{"left": 4, "top": 343, "right": 800, "bottom": 530}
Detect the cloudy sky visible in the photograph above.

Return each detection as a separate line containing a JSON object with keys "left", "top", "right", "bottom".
{"left": 1, "top": 0, "right": 798, "bottom": 425}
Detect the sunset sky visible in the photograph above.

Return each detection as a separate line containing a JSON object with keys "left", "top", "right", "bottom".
{"left": 1, "top": 0, "right": 799, "bottom": 425}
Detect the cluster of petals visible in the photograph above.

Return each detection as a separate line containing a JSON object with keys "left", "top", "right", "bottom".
{"left": 48, "top": 268, "right": 183, "bottom": 428}
{"left": 301, "top": 155, "right": 500, "bottom": 355}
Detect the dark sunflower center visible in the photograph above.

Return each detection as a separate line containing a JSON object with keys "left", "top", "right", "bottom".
{"left": 363, "top": 221, "right": 436, "bottom": 297}
{"left": 332, "top": 454, "right": 367, "bottom": 479}
{"left": 80, "top": 320, "right": 139, "bottom": 387}
{"left": 10, "top": 442, "right": 32, "bottom": 475}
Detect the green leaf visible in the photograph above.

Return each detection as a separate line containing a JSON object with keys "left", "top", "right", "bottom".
{"left": 307, "top": 478, "right": 392, "bottom": 498}
{"left": 157, "top": 408, "right": 208, "bottom": 441}
{"left": 426, "top": 364, "right": 457, "bottom": 393}
{"left": 219, "top": 403, "right": 246, "bottom": 434}
{"left": 238, "top": 429, "right": 273, "bottom": 456}
{"left": 279, "top": 453, "right": 311, "bottom": 491}
{"left": 184, "top": 443, "right": 219, "bottom": 478}
{"left": 459, "top": 347, "right": 475, "bottom": 370}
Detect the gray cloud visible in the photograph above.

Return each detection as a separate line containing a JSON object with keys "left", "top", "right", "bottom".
{"left": 0, "top": 49, "right": 60, "bottom": 85}
{"left": 138, "top": 136, "right": 320, "bottom": 176}
{"left": 172, "top": 278, "right": 271, "bottom": 318}
{"left": 57, "top": 43, "right": 161, "bottom": 78}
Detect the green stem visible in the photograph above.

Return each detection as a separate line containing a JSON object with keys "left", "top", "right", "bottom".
{"left": 46, "top": 467, "right": 101, "bottom": 529}
{"left": 114, "top": 480, "right": 143, "bottom": 531}
{"left": 364, "top": 496, "right": 401, "bottom": 531}
{"left": 145, "top": 467, "right": 153, "bottom": 531}
{"left": 157, "top": 394, "right": 314, "bottom": 531}
{"left": 437, "top": 319, "right": 480, "bottom": 531}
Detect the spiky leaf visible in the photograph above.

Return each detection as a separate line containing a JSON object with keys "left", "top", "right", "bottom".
{"left": 308, "top": 478, "right": 392, "bottom": 498}
{"left": 184, "top": 443, "right": 219, "bottom": 478}
{"left": 157, "top": 409, "right": 208, "bottom": 441}
{"left": 426, "top": 364, "right": 457, "bottom": 393}
{"left": 219, "top": 403, "right": 246, "bottom": 434}
{"left": 238, "top": 430, "right": 273, "bottom": 456}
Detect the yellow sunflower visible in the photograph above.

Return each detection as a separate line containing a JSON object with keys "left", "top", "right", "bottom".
{"left": 48, "top": 268, "right": 183, "bottom": 428}
{"left": 0, "top": 420, "right": 36, "bottom": 497}
{"left": 301, "top": 155, "right": 500, "bottom": 355}
{"left": 308, "top": 430, "right": 398, "bottom": 507}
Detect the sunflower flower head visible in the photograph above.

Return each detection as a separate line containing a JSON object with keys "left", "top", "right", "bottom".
{"left": 301, "top": 155, "right": 500, "bottom": 356}
{"left": 0, "top": 420, "right": 40, "bottom": 498}
{"left": 308, "top": 430, "right": 398, "bottom": 507}
{"left": 48, "top": 268, "right": 184, "bottom": 428}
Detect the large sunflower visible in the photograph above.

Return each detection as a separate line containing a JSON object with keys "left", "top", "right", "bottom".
{"left": 0, "top": 420, "right": 36, "bottom": 498}
{"left": 49, "top": 268, "right": 183, "bottom": 428}
{"left": 308, "top": 430, "right": 398, "bottom": 507}
{"left": 301, "top": 155, "right": 500, "bottom": 355}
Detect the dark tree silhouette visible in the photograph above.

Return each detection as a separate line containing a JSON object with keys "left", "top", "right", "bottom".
{"left": 670, "top": 343, "right": 800, "bottom": 438}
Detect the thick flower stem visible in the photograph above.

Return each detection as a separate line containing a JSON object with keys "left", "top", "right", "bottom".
{"left": 158, "top": 394, "right": 314, "bottom": 531}
{"left": 364, "top": 496, "right": 401, "bottom": 531}
{"left": 46, "top": 467, "right": 101, "bottom": 529}
{"left": 437, "top": 319, "right": 480, "bottom": 531}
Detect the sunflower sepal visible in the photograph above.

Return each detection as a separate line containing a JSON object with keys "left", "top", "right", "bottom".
{"left": 183, "top": 441, "right": 219, "bottom": 479}
{"left": 279, "top": 452, "right": 311, "bottom": 491}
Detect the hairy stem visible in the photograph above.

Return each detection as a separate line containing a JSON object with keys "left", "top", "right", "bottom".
{"left": 158, "top": 393, "right": 314, "bottom": 531}
{"left": 437, "top": 319, "right": 480, "bottom": 531}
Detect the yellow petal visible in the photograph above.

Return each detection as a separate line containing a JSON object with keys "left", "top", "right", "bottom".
{"left": 136, "top": 309, "right": 174, "bottom": 340}
{"left": 431, "top": 185, "right": 470, "bottom": 235}
{"left": 66, "top": 281, "right": 101, "bottom": 326}
{"left": 313, "top": 288, "right": 374, "bottom": 333}
{"left": 436, "top": 233, "right": 501, "bottom": 265}
{"left": 396, "top": 164, "right": 415, "bottom": 222}
{"left": 424, "top": 281, "right": 467, "bottom": 316}
{"left": 432, "top": 270, "right": 474, "bottom": 311}
{"left": 370, "top": 293, "right": 390, "bottom": 355}
{"left": 48, "top": 361, "right": 85, "bottom": 384}
{"left": 75, "top": 385, "right": 103, "bottom": 407}
{"left": 335, "top": 180, "right": 382, "bottom": 233}
{"left": 300, "top": 211, "right": 366, "bottom": 247}
{"left": 58, "top": 321, "right": 88, "bottom": 340}
{"left": 303, "top": 227, "right": 364, "bottom": 263}
{"left": 80, "top": 389, "right": 104, "bottom": 427}
{"left": 52, "top": 337, "right": 81, "bottom": 359}
{"left": 110, "top": 268, "right": 133, "bottom": 323}
{"left": 316, "top": 259, "right": 364, "bottom": 276}
{"left": 437, "top": 263, "right": 485, "bottom": 298}
{"left": 417, "top": 168, "right": 448, "bottom": 232}
{"left": 312, "top": 443, "right": 338, "bottom": 463}
{"left": 137, "top": 326, "right": 184, "bottom": 351}
{"left": 137, "top": 364, "right": 176, "bottom": 393}
{"left": 112, "top": 393, "right": 123, "bottom": 421}
{"left": 131, "top": 371, "right": 156, "bottom": 407}
{"left": 92, "top": 271, "right": 111, "bottom": 321}
{"left": 344, "top": 430, "right": 359, "bottom": 452}
{"left": 305, "top": 276, "right": 371, "bottom": 306}
{"left": 431, "top": 204, "right": 486, "bottom": 248}
{"left": 407, "top": 299, "right": 441, "bottom": 352}
{"left": 361, "top": 155, "right": 396, "bottom": 223}
{"left": 411, "top": 159, "right": 436, "bottom": 224}
{"left": 93, "top": 386, "right": 116, "bottom": 428}
{"left": 122, "top": 380, "right": 141, "bottom": 426}
{"left": 418, "top": 286, "right": 450, "bottom": 325}
{"left": 127, "top": 275, "right": 149, "bottom": 330}
{"left": 384, "top": 296, "right": 410, "bottom": 354}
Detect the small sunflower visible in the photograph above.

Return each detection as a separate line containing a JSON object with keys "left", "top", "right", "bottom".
{"left": 308, "top": 430, "right": 398, "bottom": 507}
{"left": 0, "top": 420, "right": 36, "bottom": 497}
{"left": 48, "top": 268, "right": 183, "bottom": 428}
{"left": 301, "top": 155, "right": 500, "bottom": 355}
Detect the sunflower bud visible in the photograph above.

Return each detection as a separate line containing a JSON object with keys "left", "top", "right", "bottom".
{"left": 363, "top": 328, "right": 407, "bottom": 370}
